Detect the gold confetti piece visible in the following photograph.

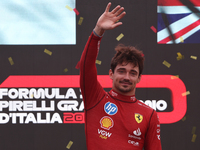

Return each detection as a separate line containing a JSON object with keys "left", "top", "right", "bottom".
{"left": 116, "top": 33, "right": 124, "bottom": 41}
{"left": 66, "top": 141, "right": 73, "bottom": 149}
{"left": 180, "top": 36, "right": 184, "bottom": 43}
{"left": 96, "top": 60, "right": 101, "bottom": 65}
{"left": 192, "top": 126, "right": 196, "bottom": 134}
{"left": 182, "top": 116, "right": 187, "bottom": 121}
{"left": 44, "top": 49, "right": 52, "bottom": 56}
{"left": 191, "top": 134, "right": 197, "bottom": 142}
{"left": 177, "top": 52, "right": 184, "bottom": 60}
{"left": 65, "top": 5, "right": 73, "bottom": 11}
{"left": 64, "top": 68, "right": 68, "bottom": 72}
{"left": 182, "top": 91, "right": 190, "bottom": 96}
{"left": 78, "top": 17, "right": 84, "bottom": 25}
{"left": 162, "top": 60, "right": 171, "bottom": 68}
{"left": 171, "top": 75, "right": 179, "bottom": 79}
{"left": 8, "top": 57, "right": 14, "bottom": 65}
{"left": 190, "top": 55, "right": 197, "bottom": 60}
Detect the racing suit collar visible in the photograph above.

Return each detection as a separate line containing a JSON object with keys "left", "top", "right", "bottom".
{"left": 108, "top": 89, "right": 137, "bottom": 103}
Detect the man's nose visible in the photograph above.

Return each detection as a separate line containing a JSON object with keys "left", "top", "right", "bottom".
{"left": 124, "top": 72, "right": 130, "bottom": 80}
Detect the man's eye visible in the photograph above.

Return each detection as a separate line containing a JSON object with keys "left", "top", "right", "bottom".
{"left": 131, "top": 72, "right": 136, "bottom": 75}
{"left": 118, "top": 70, "right": 124, "bottom": 73}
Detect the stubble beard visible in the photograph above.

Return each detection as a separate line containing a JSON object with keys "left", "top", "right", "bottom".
{"left": 117, "top": 84, "right": 133, "bottom": 93}
{"left": 117, "top": 80, "right": 134, "bottom": 93}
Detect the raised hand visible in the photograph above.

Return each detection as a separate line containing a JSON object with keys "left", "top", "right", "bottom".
{"left": 94, "top": 2, "right": 126, "bottom": 36}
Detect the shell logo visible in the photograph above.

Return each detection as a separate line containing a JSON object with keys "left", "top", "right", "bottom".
{"left": 100, "top": 116, "right": 114, "bottom": 130}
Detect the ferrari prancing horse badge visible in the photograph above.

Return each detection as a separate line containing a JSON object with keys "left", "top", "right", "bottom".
{"left": 135, "top": 113, "right": 143, "bottom": 123}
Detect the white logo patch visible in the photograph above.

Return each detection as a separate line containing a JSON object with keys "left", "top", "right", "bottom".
{"left": 133, "top": 128, "right": 141, "bottom": 136}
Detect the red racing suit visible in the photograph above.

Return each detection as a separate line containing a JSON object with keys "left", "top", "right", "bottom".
{"left": 80, "top": 32, "right": 162, "bottom": 150}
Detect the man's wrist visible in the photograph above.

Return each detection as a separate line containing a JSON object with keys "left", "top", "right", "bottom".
{"left": 93, "top": 30, "right": 104, "bottom": 38}
{"left": 93, "top": 26, "right": 105, "bottom": 37}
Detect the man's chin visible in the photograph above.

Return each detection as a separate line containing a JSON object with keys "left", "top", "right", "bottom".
{"left": 118, "top": 87, "right": 132, "bottom": 93}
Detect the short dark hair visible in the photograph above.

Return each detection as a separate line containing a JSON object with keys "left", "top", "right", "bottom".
{"left": 110, "top": 44, "right": 145, "bottom": 76}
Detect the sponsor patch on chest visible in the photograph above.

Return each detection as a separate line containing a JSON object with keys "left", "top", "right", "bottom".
{"left": 135, "top": 113, "right": 143, "bottom": 123}
{"left": 100, "top": 116, "right": 114, "bottom": 130}
{"left": 98, "top": 129, "right": 112, "bottom": 139}
{"left": 104, "top": 102, "right": 118, "bottom": 115}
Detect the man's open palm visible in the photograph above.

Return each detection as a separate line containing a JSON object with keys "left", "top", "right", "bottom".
{"left": 94, "top": 3, "right": 126, "bottom": 36}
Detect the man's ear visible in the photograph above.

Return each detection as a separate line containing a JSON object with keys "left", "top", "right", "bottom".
{"left": 109, "top": 69, "right": 113, "bottom": 80}
{"left": 137, "top": 74, "right": 142, "bottom": 83}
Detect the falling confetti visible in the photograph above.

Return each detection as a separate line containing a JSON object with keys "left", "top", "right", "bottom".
{"left": 171, "top": 75, "right": 179, "bottom": 79}
{"left": 182, "top": 91, "right": 190, "bottom": 96}
{"left": 65, "top": 5, "right": 73, "bottom": 11}
{"left": 30, "top": 94, "right": 34, "bottom": 98}
{"left": 73, "top": 8, "right": 79, "bottom": 15}
{"left": 177, "top": 52, "right": 184, "bottom": 60}
{"left": 75, "top": 61, "right": 80, "bottom": 69}
{"left": 78, "top": 17, "right": 84, "bottom": 25}
{"left": 116, "top": 33, "right": 124, "bottom": 41}
{"left": 96, "top": 60, "right": 102, "bottom": 65}
{"left": 8, "top": 57, "right": 14, "bottom": 65}
{"left": 182, "top": 116, "right": 187, "bottom": 121}
{"left": 191, "top": 134, "right": 197, "bottom": 142}
{"left": 66, "top": 141, "right": 73, "bottom": 149}
{"left": 150, "top": 26, "right": 157, "bottom": 33}
{"left": 192, "top": 126, "right": 196, "bottom": 134}
{"left": 162, "top": 60, "right": 171, "bottom": 68}
{"left": 44, "top": 49, "right": 52, "bottom": 56}
{"left": 190, "top": 55, "right": 197, "bottom": 60}
{"left": 64, "top": 68, "right": 68, "bottom": 72}
{"left": 180, "top": 37, "right": 184, "bottom": 43}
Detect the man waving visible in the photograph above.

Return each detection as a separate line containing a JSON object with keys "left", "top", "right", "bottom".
{"left": 80, "top": 2, "right": 162, "bottom": 150}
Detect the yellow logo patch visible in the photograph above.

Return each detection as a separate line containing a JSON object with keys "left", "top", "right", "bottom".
{"left": 135, "top": 113, "right": 143, "bottom": 123}
{"left": 100, "top": 116, "right": 114, "bottom": 130}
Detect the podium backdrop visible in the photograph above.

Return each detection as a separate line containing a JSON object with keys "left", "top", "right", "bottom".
{"left": 0, "top": 0, "right": 199, "bottom": 149}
